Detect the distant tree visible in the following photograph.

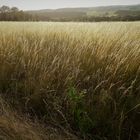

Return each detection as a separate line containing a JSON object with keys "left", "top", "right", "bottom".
{"left": 11, "top": 7, "right": 19, "bottom": 12}
{"left": 0, "top": 5, "right": 10, "bottom": 13}
{"left": 0, "top": 5, "right": 38, "bottom": 21}
{"left": 0, "top": 6, "right": 10, "bottom": 20}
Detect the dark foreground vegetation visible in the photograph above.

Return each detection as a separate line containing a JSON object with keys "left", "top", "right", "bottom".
{"left": 0, "top": 22, "right": 140, "bottom": 140}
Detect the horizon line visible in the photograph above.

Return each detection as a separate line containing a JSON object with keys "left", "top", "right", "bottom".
{"left": 0, "top": 3, "right": 140, "bottom": 11}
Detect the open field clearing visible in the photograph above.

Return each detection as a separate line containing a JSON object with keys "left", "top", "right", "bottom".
{"left": 0, "top": 22, "right": 140, "bottom": 140}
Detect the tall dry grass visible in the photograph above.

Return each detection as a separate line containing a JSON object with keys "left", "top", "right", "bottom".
{"left": 0, "top": 22, "right": 140, "bottom": 140}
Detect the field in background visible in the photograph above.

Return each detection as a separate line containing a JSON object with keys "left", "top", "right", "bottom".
{"left": 0, "top": 22, "right": 140, "bottom": 140}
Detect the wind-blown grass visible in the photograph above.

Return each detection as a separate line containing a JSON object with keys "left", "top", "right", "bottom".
{"left": 0, "top": 22, "right": 140, "bottom": 140}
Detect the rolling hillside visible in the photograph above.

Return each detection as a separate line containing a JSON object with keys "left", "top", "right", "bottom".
{"left": 26, "top": 4, "right": 140, "bottom": 21}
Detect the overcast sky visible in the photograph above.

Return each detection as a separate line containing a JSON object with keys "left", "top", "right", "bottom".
{"left": 0, "top": 0, "right": 140, "bottom": 10}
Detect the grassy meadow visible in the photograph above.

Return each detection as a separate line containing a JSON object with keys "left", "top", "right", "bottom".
{"left": 0, "top": 22, "right": 140, "bottom": 140}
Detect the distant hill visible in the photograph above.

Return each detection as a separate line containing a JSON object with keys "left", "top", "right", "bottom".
{"left": 26, "top": 4, "right": 140, "bottom": 21}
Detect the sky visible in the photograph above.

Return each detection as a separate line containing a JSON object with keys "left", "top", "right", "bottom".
{"left": 0, "top": 0, "right": 140, "bottom": 10}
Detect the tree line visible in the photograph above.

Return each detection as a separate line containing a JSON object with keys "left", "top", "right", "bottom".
{"left": 0, "top": 5, "right": 140, "bottom": 22}
{"left": 0, "top": 5, "right": 38, "bottom": 21}
{"left": 77, "top": 15, "right": 140, "bottom": 22}
{"left": 35, "top": 10, "right": 140, "bottom": 22}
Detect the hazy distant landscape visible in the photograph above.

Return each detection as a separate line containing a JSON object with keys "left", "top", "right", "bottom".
{"left": 0, "top": 1, "right": 140, "bottom": 140}
{"left": 0, "top": 4, "right": 140, "bottom": 21}
{"left": 26, "top": 4, "right": 140, "bottom": 21}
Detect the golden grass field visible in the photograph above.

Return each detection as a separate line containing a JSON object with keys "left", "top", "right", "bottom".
{"left": 0, "top": 22, "right": 140, "bottom": 140}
